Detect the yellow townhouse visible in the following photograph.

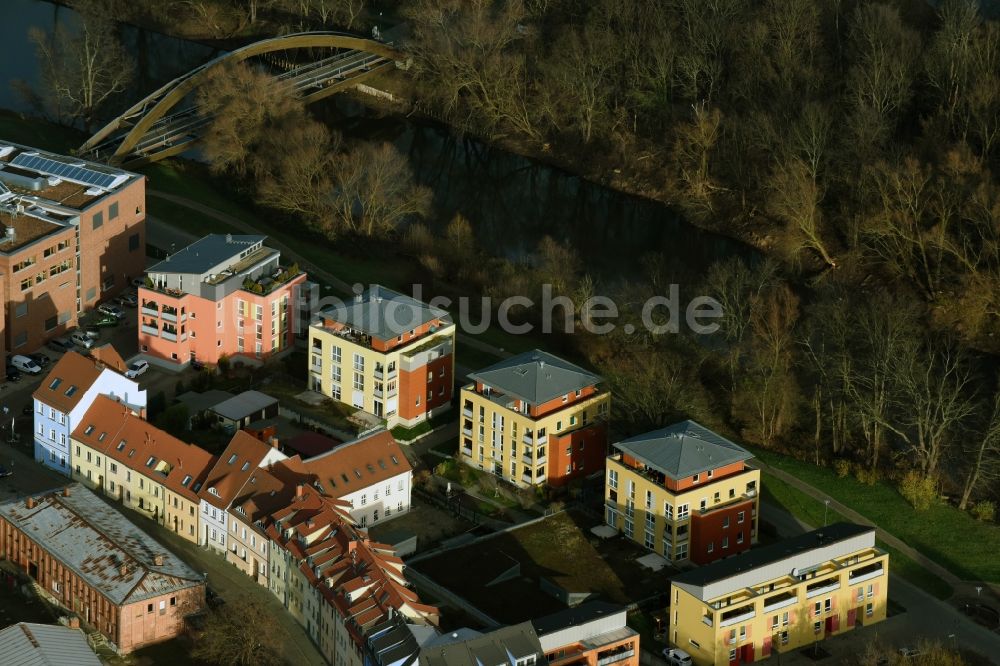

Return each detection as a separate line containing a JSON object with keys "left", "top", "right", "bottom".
{"left": 71, "top": 394, "right": 215, "bottom": 545}
{"left": 669, "top": 523, "right": 889, "bottom": 666}
{"left": 606, "top": 421, "right": 760, "bottom": 565}
{"left": 308, "top": 285, "right": 455, "bottom": 428}
{"left": 460, "top": 350, "right": 610, "bottom": 488}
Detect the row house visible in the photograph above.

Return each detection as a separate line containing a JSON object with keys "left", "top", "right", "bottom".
{"left": 197, "top": 431, "right": 287, "bottom": 552}
{"left": 460, "top": 350, "right": 610, "bottom": 487}
{"left": 0, "top": 141, "right": 145, "bottom": 357}
{"left": 308, "top": 285, "right": 455, "bottom": 428}
{"left": 670, "top": 523, "right": 889, "bottom": 666}
{"left": 532, "top": 602, "right": 640, "bottom": 666}
{"left": 266, "top": 485, "right": 439, "bottom": 666}
{"left": 138, "top": 234, "right": 306, "bottom": 368}
{"left": 302, "top": 429, "right": 412, "bottom": 528}
{"left": 33, "top": 347, "right": 146, "bottom": 476}
{"left": 0, "top": 485, "right": 204, "bottom": 653}
{"left": 70, "top": 395, "right": 215, "bottom": 544}
{"left": 605, "top": 421, "right": 760, "bottom": 565}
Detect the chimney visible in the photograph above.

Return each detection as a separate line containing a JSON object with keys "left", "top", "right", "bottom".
{"left": 153, "top": 554, "right": 164, "bottom": 566}
{"left": 295, "top": 483, "right": 304, "bottom": 498}
{"left": 26, "top": 497, "right": 36, "bottom": 509}
{"left": 62, "top": 487, "right": 71, "bottom": 497}
{"left": 226, "top": 233, "right": 233, "bottom": 243}
{"left": 119, "top": 563, "right": 128, "bottom": 576}
{"left": 270, "top": 436, "right": 280, "bottom": 449}
{"left": 348, "top": 540, "right": 357, "bottom": 555}
{"left": 67, "top": 616, "right": 80, "bottom": 629}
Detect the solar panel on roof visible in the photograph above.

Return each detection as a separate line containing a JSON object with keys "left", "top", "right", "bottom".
{"left": 10, "top": 152, "right": 123, "bottom": 190}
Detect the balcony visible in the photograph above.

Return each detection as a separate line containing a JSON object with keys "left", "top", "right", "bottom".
{"left": 848, "top": 564, "right": 885, "bottom": 585}
{"left": 805, "top": 579, "right": 841, "bottom": 599}
{"left": 141, "top": 324, "right": 159, "bottom": 337}
{"left": 522, "top": 432, "right": 533, "bottom": 445}
{"left": 537, "top": 434, "right": 548, "bottom": 445}
{"left": 463, "top": 427, "right": 472, "bottom": 437}
{"left": 701, "top": 615, "right": 714, "bottom": 627}
{"left": 239, "top": 263, "right": 303, "bottom": 295}
{"left": 763, "top": 592, "right": 799, "bottom": 613}
{"left": 597, "top": 648, "right": 635, "bottom": 666}
{"left": 162, "top": 330, "right": 178, "bottom": 342}
{"left": 374, "top": 368, "right": 384, "bottom": 380}
{"left": 373, "top": 387, "right": 384, "bottom": 399}
{"left": 719, "top": 608, "right": 755, "bottom": 628}
{"left": 141, "top": 305, "right": 158, "bottom": 317}
{"left": 463, "top": 407, "right": 473, "bottom": 418}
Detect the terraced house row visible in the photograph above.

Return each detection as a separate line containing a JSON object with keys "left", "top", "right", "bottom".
{"left": 31, "top": 346, "right": 437, "bottom": 663}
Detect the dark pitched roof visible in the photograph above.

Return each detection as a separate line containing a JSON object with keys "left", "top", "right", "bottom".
{"left": 420, "top": 622, "right": 543, "bottom": 666}
{"left": 671, "top": 523, "right": 875, "bottom": 588}
{"left": 613, "top": 421, "right": 753, "bottom": 480}
{"left": 469, "top": 349, "right": 601, "bottom": 405}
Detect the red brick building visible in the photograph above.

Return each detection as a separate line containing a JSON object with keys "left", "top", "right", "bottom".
{"left": 0, "top": 484, "right": 205, "bottom": 653}
{"left": 0, "top": 142, "right": 145, "bottom": 353}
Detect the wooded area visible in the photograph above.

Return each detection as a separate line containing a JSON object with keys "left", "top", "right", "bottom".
{"left": 18, "top": 0, "right": 1000, "bottom": 519}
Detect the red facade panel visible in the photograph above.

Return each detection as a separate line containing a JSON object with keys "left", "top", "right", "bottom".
{"left": 689, "top": 498, "right": 754, "bottom": 565}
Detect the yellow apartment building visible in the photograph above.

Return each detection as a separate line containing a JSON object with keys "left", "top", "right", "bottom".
{"left": 460, "top": 350, "right": 610, "bottom": 487}
{"left": 669, "top": 523, "right": 889, "bottom": 666}
{"left": 606, "top": 421, "right": 760, "bottom": 565}
{"left": 71, "top": 394, "right": 214, "bottom": 545}
{"left": 308, "top": 285, "right": 455, "bottom": 428}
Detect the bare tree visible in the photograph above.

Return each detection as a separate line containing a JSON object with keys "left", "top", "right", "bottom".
{"left": 26, "top": 1, "right": 134, "bottom": 131}
{"left": 332, "top": 142, "right": 432, "bottom": 237}
{"left": 768, "top": 160, "right": 837, "bottom": 268}
{"left": 958, "top": 385, "right": 1000, "bottom": 510}
{"left": 191, "top": 596, "right": 282, "bottom": 666}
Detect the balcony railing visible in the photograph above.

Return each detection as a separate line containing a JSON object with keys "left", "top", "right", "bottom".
{"left": 701, "top": 616, "right": 714, "bottom": 627}
{"left": 462, "top": 427, "right": 472, "bottom": 437}
{"left": 719, "top": 609, "right": 755, "bottom": 628}
{"left": 141, "top": 324, "right": 159, "bottom": 337}
{"left": 848, "top": 566, "right": 884, "bottom": 585}
{"left": 805, "top": 580, "right": 841, "bottom": 599}
{"left": 162, "top": 330, "right": 178, "bottom": 342}
{"left": 374, "top": 368, "right": 384, "bottom": 380}
{"left": 763, "top": 595, "right": 799, "bottom": 613}
{"left": 463, "top": 407, "right": 473, "bottom": 418}
{"left": 522, "top": 433, "right": 533, "bottom": 445}
{"left": 141, "top": 305, "right": 158, "bottom": 317}
{"left": 597, "top": 648, "right": 635, "bottom": 666}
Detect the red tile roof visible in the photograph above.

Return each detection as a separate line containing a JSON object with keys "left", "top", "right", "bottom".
{"left": 303, "top": 430, "right": 411, "bottom": 500}
{"left": 33, "top": 351, "right": 104, "bottom": 414}
{"left": 198, "top": 431, "right": 276, "bottom": 509}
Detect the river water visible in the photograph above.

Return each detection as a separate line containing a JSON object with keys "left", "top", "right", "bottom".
{"left": 2, "top": 0, "right": 754, "bottom": 279}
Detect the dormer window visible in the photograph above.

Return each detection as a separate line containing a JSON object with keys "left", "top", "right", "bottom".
{"left": 209, "top": 487, "right": 220, "bottom": 497}
{"left": 116, "top": 440, "right": 126, "bottom": 451}
{"left": 692, "top": 473, "right": 700, "bottom": 483}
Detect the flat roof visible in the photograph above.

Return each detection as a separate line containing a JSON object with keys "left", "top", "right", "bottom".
{"left": 0, "top": 485, "right": 203, "bottom": 606}
{"left": 613, "top": 421, "right": 753, "bottom": 480}
{"left": 315, "top": 284, "right": 452, "bottom": 342}
{"left": 531, "top": 601, "right": 626, "bottom": 637}
{"left": 469, "top": 349, "right": 602, "bottom": 405}
{"left": 211, "top": 390, "right": 278, "bottom": 421}
{"left": 671, "top": 523, "right": 876, "bottom": 595}
{"left": 147, "top": 234, "right": 266, "bottom": 275}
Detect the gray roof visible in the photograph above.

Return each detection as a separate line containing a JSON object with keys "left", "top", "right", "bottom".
{"left": 420, "top": 622, "right": 543, "bottom": 666}
{"left": 613, "top": 421, "right": 753, "bottom": 480}
{"left": 0, "top": 623, "right": 102, "bottom": 666}
{"left": 211, "top": 390, "right": 277, "bottom": 421}
{"left": 468, "top": 350, "right": 602, "bottom": 405}
{"left": 147, "top": 234, "right": 265, "bottom": 274}
{"left": 316, "top": 285, "right": 451, "bottom": 341}
{"left": 175, "top": 390, "right": 234, "bottom": 414}
{"left": 0, "top": 485, "right": 203, "bottom": 606}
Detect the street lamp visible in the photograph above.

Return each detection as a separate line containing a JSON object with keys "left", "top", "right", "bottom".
{"left": 823, "top": 500, "right": 830, "bottom": 526}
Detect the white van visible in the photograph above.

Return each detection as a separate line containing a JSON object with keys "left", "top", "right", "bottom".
{"left": 9, "top": 355, "right": 42, "bottom": 375}
{"left": 71, "top": 331, "right": 95, "bottom": 350}
{"left": 662, "top": 648, "right": 693, "bottom": 666}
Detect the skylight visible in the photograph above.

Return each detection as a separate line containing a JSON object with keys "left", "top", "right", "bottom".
{"left": 98, "top": 433, "right": 106, "bottom": 441}
{"left": 49, "top": 378, "right": 62, "bottom": 389}
{"left": 65, "top": 386, "right": 77, "bottom": 397}
{"left": 241, "top": 462, "right": 250, "bottom": 472}
{"left": 227, "top": 454, "right": 238, "bottom": 464}
{"left": 378, "top": 459, "right": 386, "bottom": 469}
{"left": 181, "top": 475, "right": 192, "bottom": 487}
{"left": 146, "top": 456, "right": 156, "bottom": 468}
{"left": 390, "top": 455, "right": 399, "bottom": 465}
{"left": 84, "top": 425, "right": 94, "bottom": 435}
{"left": 354, "top": 470, "right": 362, "bottom": 479}
{"left": 341, "top": 473, "right": 349, "bottom": 484}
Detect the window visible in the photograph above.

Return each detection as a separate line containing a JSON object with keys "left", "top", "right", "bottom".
{"left": 361, "top": 494, "right": 367, "bottom": 506}
{"left": 109, "top": 202, "right": 119, "bottom": 220}
{"left": 722, "top": 536, "right": 729, "bottom": 549}
{"left": 814, "top": 602, "right": 821, "bottom": 617}
{"left": 129, "top": 232, "right": 139, "bottom": 251}
{"left": 93, "top": 212, "right": 103, "bottom": 229}
{"left": 607, "top": 469, "right": 618, "bottom": 489}
{"left": 867, "top": 584, "right": 874, "bottom": 599}
{"left": 722, "top": 516, "right": 730, "bottom": 529}
{"left": 738, "top": 510, "right": 745, "bottom": 524}
{"left": 866, "top": 602, "right": 874, "bottom": 617}
{"left": 729, "top": 650, "right": 737, "bottom": 663}
{"left": 699, "top": 498, "right": 707, "bottom": 511}
{"left": 664, "top": 502, "right": 673, "bottom": 520}
{"left": 707, "top": 542, "right": 714, "bottom": 553}
{"left": 677, "top": 504, "right": 689, "bottom": 520}
{"left": 825, "top": 598, "right": 832, "bottom": 613}
{"left": 692, "top": 473, "right": 700, "bottom": 483}
{"left": 781, "top": 631, "right": 789, "bottom": 645}
{"left": 813, "top": 621, "right": 822, "bottom": 634}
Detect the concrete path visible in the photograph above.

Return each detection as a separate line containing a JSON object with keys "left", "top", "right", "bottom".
{"left": 147, "top": 191, "right": 511, "bottom": 363}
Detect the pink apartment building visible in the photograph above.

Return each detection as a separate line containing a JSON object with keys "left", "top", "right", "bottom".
{"left": 137, "top": 234, "right": 306, "bottom": 367}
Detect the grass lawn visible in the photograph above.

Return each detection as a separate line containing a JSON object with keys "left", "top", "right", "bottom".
{"left": 754, "top": 448, "right": 1000, "bottom": 585}
{"left": 147, "top": 196, "right": 243, "bottom": 238}
{"left": 390, "top": 408, "right": 456, "bottom": 442}
{"left": 761, "top": 471, "right": 954, "bottom": 600}
{"left": 456, "top": 344, "right": 506, "bottom": 373}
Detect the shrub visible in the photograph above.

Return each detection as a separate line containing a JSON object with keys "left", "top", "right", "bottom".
{"left": 854, "top": 467, "right": 879, "bottom": 486}
{"left": 899, "top": 471, "right": 937, "bottom": 511}
{"left": 972, "top": 501, "right": 996, "bottom": 522}
{"left": 217, "top": 354, "right": 231, "bottom": 377}
{"left": 833, "top": 459, "right": 852, "bottom": 478}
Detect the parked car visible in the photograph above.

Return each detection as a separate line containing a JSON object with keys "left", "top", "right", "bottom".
{"left": 21, "top": 403, "right": 33, "bottom": 416}
{"left": 46, "top": 336, "right": 74, "bottom": 353}
{"left": 93, "top": 315, "right": 120, "bottom": 328}
{"left": 10, "top": 355, "right": 42, "bottom": 375}
{"left": 5, "top": 365, "right": 21, "bottom": 382}
{"left": 97, "top": 303, "right": 125, "bottom": 319}
{"left": 662, "top": 648, "right": 693, "bottom": 666}
{"left": 70, "top": 331, "right": 95, "bottom": 350}
{"left": 125, "top": 360, "right": 149, "bottom": 379}
{"left": 28, "top": 352, "right": 50, "bottom": 368}
{"left": 0, "top": 465, "right": 10, "bottom": 478}
{"left": 116, "top": 292, "right": 138, "bottom": 307}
